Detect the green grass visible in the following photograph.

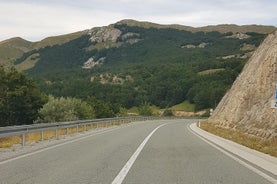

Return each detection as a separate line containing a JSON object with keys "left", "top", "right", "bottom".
{"left": 150, "top": 105, "right": 161, "bottom": 115}
{"left": 15, "top": 53, "right": 40, "bottom": 71}
{"left": 127, "top": 105, "right": 161, "bottom": 116}
{"left": 34, "top": 31, "right": 84, "bottom": 49}
{"left": 170, "top": 101, "right": 195, "bottom": 112}
{"left": 0, "top": 37, "right": 34, "bottom": 66}
{"left": 198, "top": 68, "right": 225, "bottom": 75}
{"left": 127, "top": 107, "right": 139, "bottom": 115}
{"left": 200, "top": 122, "right": 277, "bottom": 157}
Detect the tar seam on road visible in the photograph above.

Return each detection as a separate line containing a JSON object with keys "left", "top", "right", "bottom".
{"left": 187, "top": 124, "right": 277, "bottom": 184}
{"left": 0, "top": 125, "right": 126, "bottom": 165}
{"left": 111, "top": 123, "right": 168, "bottom": 184}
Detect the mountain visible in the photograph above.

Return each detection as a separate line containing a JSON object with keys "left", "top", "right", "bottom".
{"left": 116, "top": 19, "right": 276, "bottom": 34}
{"left": 0, "top": 37, "right": 33, "bottom": 67}
{"left": 1, "top": 19, "right": 276, "bottom": 111}
{"left": 0, "top": 31, "right": 85, "bottom": 68}
{"left": 1, "top": 20, "right": 275, "bottom": 68}
{"left": 208, "top": 30, "right": 277, "bottom": 139}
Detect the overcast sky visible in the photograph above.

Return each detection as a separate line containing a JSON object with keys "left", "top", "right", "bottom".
{"left": 1, "top": 0, "right": 276, "bottom": 42}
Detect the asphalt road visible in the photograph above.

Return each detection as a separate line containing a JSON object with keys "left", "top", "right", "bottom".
{"left": 0, "top": 119, "right": 273, "bottom": 184}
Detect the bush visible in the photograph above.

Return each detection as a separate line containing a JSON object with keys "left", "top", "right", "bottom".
{"left": 138, "top": 102, "right": 153, "bottom": 116}
{"left": 37, "top": 96, "right": 93, "bottom": 123}
{"left": 162, "top": 108, "right": 174, "bottom": 116}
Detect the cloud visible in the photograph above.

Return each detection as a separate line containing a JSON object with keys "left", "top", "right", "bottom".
{"left": 0, "top": 1, "right": 125, "bottom": 41}
{"left": 0, "top": 0, "right": 276, "bottom": 42}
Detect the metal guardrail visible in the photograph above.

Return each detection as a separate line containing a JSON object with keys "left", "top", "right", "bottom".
{"left": 0, "top": 116, "right": 161, "bottom": 146}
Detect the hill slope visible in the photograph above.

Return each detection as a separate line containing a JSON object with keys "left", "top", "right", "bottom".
{"left": 0, "top": 37, "right": 33, "bottom": 67}
{"left": 1, "top": 20, "right": 275, "bottom": 68}
{"left": 208, "top": 30, "right": 277, "bottom": 139}
{"left": 117, "top": 20, "right": 276, "bottom": 34}
{"left": 1, "top": 20, "right": 276, "bottom": 111}
{"left": 0, "top": 31, "right": 85, "bottom": 68}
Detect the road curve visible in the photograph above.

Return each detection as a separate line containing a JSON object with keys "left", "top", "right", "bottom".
{"left": 0, "top": 119, "right": 273, "bottom": 184}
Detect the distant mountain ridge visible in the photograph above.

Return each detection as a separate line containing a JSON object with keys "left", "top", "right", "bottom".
{"left": 0, "top": 31, "right": 84, "bottom": 67}
{"left": 0, "top": 19, "right": 276, "bottom": 111}
{"left": 116, "top": 19, "right": 276, "bottom": 34}
{"left": 0, "top": 19, "right": 275, "bottom": 67}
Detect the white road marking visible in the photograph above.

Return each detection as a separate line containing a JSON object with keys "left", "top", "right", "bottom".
{"left": 188, "top": 124, "right": 277, "bottom": 184}
{"left": 111, "top": 123, "right": 168, "bottom": 184}
{"left": 0, "top": 126, "right": 125, "bottom": 165}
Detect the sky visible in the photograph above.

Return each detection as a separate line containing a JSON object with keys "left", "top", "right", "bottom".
{"left": 0, "top": 0, "right": 276, "bottom": 42}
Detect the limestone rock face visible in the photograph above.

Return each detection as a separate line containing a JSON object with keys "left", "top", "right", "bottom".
{"left": 208, "top": 30, "right": 277, "bottom": 139}
{"left": 88, "top": 26, "right": 121, "bottom": 43}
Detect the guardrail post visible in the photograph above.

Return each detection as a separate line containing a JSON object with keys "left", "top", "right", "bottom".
{"left": 41, "top": 131, "right": 44, "bottom": 141}
{"left": 55, "top": 128, "right": 58, "bottom": 139}
{"left": 76, "top": 125, "right": 79, "bottom": 134}
{"left": 66, "top": 127, "right": 69, "bottom": 135}
{"left": 22, "top": 133, "right": 26, "bottom": 146}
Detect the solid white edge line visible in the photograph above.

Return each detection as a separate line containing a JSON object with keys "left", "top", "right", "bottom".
{"left": 0, "top": 125, "right": 125, "bottom": 165}
{"left": 111, "top": 123, "right": 168, "bottom": 184}
{"left": 187, "top": 123, "right": 277, "bottom": 184}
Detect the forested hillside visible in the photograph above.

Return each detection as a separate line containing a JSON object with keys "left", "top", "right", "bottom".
{"left": 13, "top": 21, "right": 268, "bottom": 112}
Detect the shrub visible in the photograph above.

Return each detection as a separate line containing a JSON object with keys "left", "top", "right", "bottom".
{"left": 37, "top": 96, "right": 93, "bottom": 123}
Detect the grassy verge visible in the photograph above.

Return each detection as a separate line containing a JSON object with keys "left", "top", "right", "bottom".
{"left": 200, "top": 122, "right": 277, "bottom": 157}
{"left": 0, "top": 128, "right": 78, "bottom": 148}
{"left": 171, "top": 101, "right": 195, "bottom": 112}
{"left": 197, "top": 68, "right": 225, "bottom": 75}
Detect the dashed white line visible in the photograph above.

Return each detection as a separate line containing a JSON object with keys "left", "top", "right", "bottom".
{"left": 111, "top": 123, "right": 168, "bottom": 184}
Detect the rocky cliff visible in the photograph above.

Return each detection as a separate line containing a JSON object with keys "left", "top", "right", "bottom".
{"left": 208, "top": 30, "right": 277, "bottom": 139}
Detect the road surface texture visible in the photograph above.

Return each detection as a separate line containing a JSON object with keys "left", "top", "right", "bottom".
{"left": 0, "top": 119, "right": 275, "bottom": 184}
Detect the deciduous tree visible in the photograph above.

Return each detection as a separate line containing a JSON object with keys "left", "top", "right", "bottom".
{"left": 0, "top": 66, "right": 47, "bottom": 126}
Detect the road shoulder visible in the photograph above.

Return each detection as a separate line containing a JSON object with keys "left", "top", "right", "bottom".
{"left": 189, "top": 123, "right": 277, "bottom": 180}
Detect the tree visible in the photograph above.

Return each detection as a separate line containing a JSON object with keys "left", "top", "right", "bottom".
{"left": 37, "top": 96, "right": 94, "bottom": 123}
{"left": 0, "top": 66, "right": 47, "bottom": 126}
{"left": 87, "top": 96, "right": 118, "bottom": 118}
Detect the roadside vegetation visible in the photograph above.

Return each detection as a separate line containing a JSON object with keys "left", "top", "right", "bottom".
{"left": 37, "top": 96, "right": 93, "bottom": 123}
{"left": 0, "top": 66, "right": 47, "bottom": 126}
{"left": 200, "top": 122, "right": 277, "bottom": 157}
{"left": 171, "top": 101, "right": 195, "bottom": 112}
{"left": 0, "top": 66, "right": 155, "bottom": 127}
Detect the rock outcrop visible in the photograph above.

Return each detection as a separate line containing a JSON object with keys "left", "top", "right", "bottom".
{"left": 182, "top": 42, "right": 208, "bottom": 49}
{"left": 87, "top": 24, "right": 141, "bottom": 50}
{"left": 82, "top": 57, "right": 105, "bottom": 69}
{"left": 208, "top": 30, "right": 277, "bottom": 139}
{"left": 89, "top": 26, "right": 121, "bottom": 44}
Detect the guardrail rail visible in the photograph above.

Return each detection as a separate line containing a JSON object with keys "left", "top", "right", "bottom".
{"left": 0, "top": 116, "right": 161, "bottom": 146}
